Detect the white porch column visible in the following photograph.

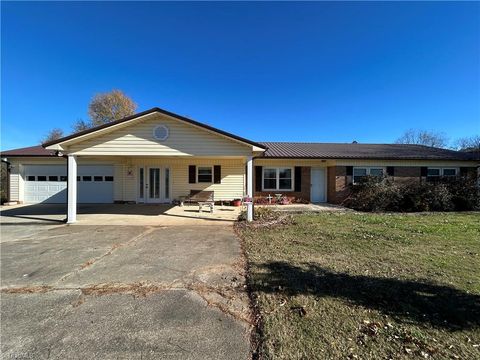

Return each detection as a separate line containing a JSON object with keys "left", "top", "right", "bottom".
{"left": 246, "top": 155, "right": 253, "bottom": 222}
{"left": 67, "top": 155, "right": 77, "bottom": 224}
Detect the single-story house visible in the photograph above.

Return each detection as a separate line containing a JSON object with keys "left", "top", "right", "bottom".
{"left": 2, "top": 107, "right": 479, "bottom": 222}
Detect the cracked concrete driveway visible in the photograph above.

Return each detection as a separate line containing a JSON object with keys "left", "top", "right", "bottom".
{"left": 1, "top": 213, "right": 251, "bottom": 359}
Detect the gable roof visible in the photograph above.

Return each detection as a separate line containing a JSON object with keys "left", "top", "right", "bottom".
{"left": 42, "top": 107, "right": 267, "bottom": 150}
{"left": 259, "top": 142, "right": 478, "bottom": 161}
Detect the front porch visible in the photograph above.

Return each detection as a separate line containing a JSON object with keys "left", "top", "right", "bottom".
{"left": 64, "top": 155, "right": 254, "bottom": 223}
{"left": 0, "top": 203, "right": 243, "bottom": 226}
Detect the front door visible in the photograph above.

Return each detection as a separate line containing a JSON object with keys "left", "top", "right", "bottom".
{"left": 142, "top": 167, "right": 171, "bottom": 203}
{"left": 310, "top": 168, "right": 326, "bottom": 203}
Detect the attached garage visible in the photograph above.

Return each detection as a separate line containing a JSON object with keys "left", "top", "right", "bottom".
{"left": 24, "top": 164, "right": 114, "bottom": 204}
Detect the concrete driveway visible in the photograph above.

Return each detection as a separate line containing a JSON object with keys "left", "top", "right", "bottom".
{"left": 0, "top": 205, "right": 251, "bottom": 359}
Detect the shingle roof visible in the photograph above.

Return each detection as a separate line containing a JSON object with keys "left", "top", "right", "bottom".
{"left": 1, "top": 145, "right": 55, "bottom": 157}
{"left": 259, "top": 142, "right": 478, "bottom": 161}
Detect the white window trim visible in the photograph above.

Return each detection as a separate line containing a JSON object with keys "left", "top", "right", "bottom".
{"left": 197, "top": 165, "right": 213, "bottom": 183}
{"left": 352, "top": 167, "right": 385, "bottom": 184}
{"left": 427, "top": 167, "right": 458, "bottom": 177}
{"left": 262, "top": 167, "right": 294, "bottom": 191}
{"left": 427, "top": 167, "right": 441, "bottom": 177}
{"left": 441, "top": 168, "right": 458, "bottom": 176}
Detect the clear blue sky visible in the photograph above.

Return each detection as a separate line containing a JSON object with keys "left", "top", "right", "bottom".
{"left": 1, "top": 1, "right": 479, "bottom": 150}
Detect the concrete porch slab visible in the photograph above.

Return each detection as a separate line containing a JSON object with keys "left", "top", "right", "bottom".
{"left": 1, "top": 203, "right": 242, "bottom": 227}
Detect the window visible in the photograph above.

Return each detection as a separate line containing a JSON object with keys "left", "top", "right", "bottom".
{"left": 49, "top": 176, "right": 58, "bottom": 181}
{"left": 60, "top": 176, "right": 67, "bottom": 181}
{"left": 82, "top": 176, "right": 92, "bottom": 181}
{"left": 353, "top": 168, "right": 367, "bottom": 183}
{"left": 153, "top": 124, "right": 169, "bottom": 141}
{"left": 262, "top": 167, "right": 294, "bottom": 191}
{"left": 165, "top": 168, "right": 170, "bottom": 199}
{"left": 427, "top": 168, "right": 457, "bottom": 180}
{"left": 263, "top": 168, "right": 277, "bottom": 190}
{"left": 105, "top": 176, "right": 114, "bottom": 182}
{"left": 139, "top": 168, "right": 144, "bottom": 199}
{"left": 77, "top": 176, "right": 81, "bottom": 181}
{"left": 442, "top": 168, "right": 457, "bottom": 176}
{"left": 427, "top": 168, "right": 440, "bottom": 177}
{"left": 37, "top": 176, "right": 47, "bottom": 181}
{"left": 27, "top": 176, "right": 35, "bottom": 181}
{"left": 353, "top": 167, "right": 384, "bottom": 183}
{"left": 279, "top": 168, "right": 293, "bottom": 190}
{"left": 197, "top": 167, "right": 213, "bottom": 183}
{"left": 94, "top": 176, "right": 103, "bottom": 181}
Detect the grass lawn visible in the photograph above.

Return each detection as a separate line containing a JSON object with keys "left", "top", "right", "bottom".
{"left": 238, "top": 212, "right": 480, "bottom": 359}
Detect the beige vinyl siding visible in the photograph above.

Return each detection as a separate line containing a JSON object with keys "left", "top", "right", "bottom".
{"left": 127, "top": 158, "right": 245, "bottom": 202}
{"left": 66, "top": 114, "right": 252, "bottom": 157}
{"left": 9, "top": 165, "right": 20, "bottom": 202}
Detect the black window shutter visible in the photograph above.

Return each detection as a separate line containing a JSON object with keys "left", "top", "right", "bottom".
{"left": 420, "top": 167, "right": 428, "bottom": 177}
{"left": 255, "top": 166, "right": 262, "bottom": 192}
{"left": 214, "top": 165, "right": 221, "bottom": 184}
{"left": 346, "top": 166, "right": 353, "bottom": 176}
{"left": 387, "top": 166, "right": 395, "bottom": 176}
{"left": 294, "top": 167, "right": 302, "bottom": 192}
{"left": 188, "top": 165, "right": 196, "bottom": 184}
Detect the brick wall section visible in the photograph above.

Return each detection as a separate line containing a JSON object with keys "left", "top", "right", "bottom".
{"left": 254, "top": 166, "right": 311, "bottom": 201}
{"left": 393, "top": 167, "right": 422, "bottom": 184}
{"left": 327, "top": 166, "right": 352, "bottom": 204}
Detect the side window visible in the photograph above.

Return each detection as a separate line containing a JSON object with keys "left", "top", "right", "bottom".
{"left": 197, "top": 167, "right": 213, "bottom": 183}
{"left": 60, "top": 176, "right": 67, "bottom": 181}
{"left": 49, "top": 176, "right": 58, "bottom": 181}
{"left": 94, "top": 176, "right": 103, "bottom": 181}
{"left": 353, "top": 168, "right": 367, "bottom": 183}
{"left": 370, "top": 168, "right": 384, "bottom": 177}
{"left": 27, "top": 176, "right": 35, "bottom": 181}
{"left": 443, "top": 168, "right": 457, "bottom": 176}
{"left": 37, "top": 176, "right": 47, "bottom": 181}
{"left": 82, "top": 176, "right": 92, "bottom": 181}
{"left": 104, "top": 176, "right": 114, "bottom": 182}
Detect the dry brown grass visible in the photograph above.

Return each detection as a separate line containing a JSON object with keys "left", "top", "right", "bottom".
{"left": 239, "top": 212, "right": 480, "bottom": 359}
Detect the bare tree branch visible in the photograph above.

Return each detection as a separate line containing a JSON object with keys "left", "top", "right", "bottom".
{"left": 41, "top": 128, "right": 64, "bottom": 144}
{"left": 395, "top": 129, "right": 449, "bottom": 148}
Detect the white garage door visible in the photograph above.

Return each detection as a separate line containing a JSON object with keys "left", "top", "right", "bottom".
{"left": 24, "top": 165, "right": 114, "bottom": 204}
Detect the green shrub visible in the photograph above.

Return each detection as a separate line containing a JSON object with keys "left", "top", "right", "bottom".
{"left": 344, "top": 176, "right": 479, "bottom": 212}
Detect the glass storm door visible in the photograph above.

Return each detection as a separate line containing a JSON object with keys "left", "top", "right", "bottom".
{"left": 147, "top": 167, "right": 161, "bottom": 202}
{"left": 144, "top": 167, "right": 171, "bottom": 203}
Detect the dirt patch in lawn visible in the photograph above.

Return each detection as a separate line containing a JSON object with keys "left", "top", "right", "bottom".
{"left": 237, "top": 212, "right": 480, "bottom": 359}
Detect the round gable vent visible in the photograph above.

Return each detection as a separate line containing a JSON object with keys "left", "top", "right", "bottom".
{"left": 153, "top": 125, "right": 169, "bottom": 141}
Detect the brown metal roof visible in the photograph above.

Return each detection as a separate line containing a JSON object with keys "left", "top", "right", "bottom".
{"left": 259, "top": 142, "right": 478, "bottom": 161}
{"left": 1, "top": 141, "right": 477, "bottom": 162}
{"left": 1, "top": 145, "right": 56, "bottom": 157}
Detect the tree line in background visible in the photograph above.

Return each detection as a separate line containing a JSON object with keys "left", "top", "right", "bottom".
{"left": 41, "top": 89, "right": 479, "bottom": 152}
{"left": 394, "top": 129, "right": 480, "bottom": 152}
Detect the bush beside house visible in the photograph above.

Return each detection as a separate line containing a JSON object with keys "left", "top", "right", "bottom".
{"left": 343, "top": 176, "right": 479, "bottom": 212}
